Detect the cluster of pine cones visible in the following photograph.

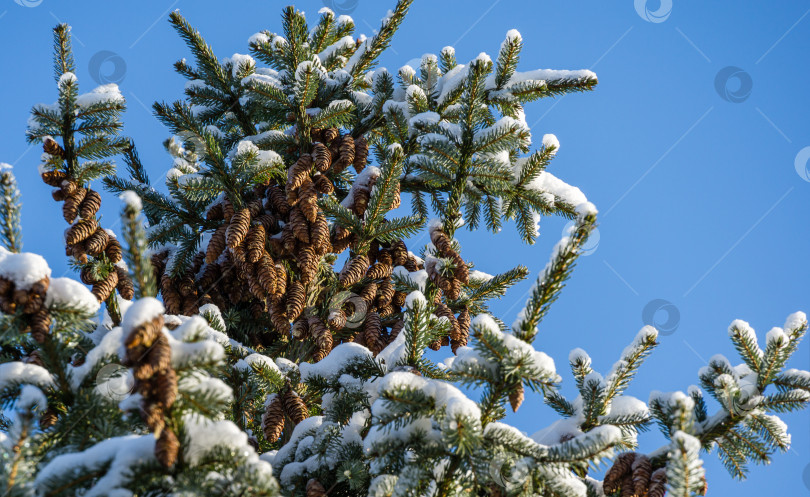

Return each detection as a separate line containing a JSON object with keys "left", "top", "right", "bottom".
{"left": 425, "top": 225, "right": 471, "bottom": 353}
{"left": 261, "top": 386, "right": 308, "bottom": 443}
{"left": 122, "top": 310, "right": 179, "bottom": 467}
{"left": 41, "top": 138, "right": 133, "bottom": 302}
{"left": 0, "top": 276, "right": 50, "bottom": 343}
{"left": 602, "top": 452, "right": 667, "bottom": 497}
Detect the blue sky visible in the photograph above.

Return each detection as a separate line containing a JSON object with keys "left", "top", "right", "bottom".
{"left": 1, "top": 0, "right": 809, "bottom": 494}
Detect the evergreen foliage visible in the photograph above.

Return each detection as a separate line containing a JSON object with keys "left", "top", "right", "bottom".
{"left": 0, "top": 5, "right": 806, "bottom": 497}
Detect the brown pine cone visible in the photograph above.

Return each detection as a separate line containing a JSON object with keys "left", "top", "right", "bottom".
{"left": 509, "top": 383, "right": 524, "bottom": 412}
{"left": 286, "top": 281, "right": 306, "bottom": 321}
{"left": 648, "top": 468, "right": 667, "bottom": 497}
{"left": 274, "top": 264, "right": 287, "bottom": 297}
{"left": 364, "top": 311, "right": 385, "bottom": 354}
{"left": 289, "top": 207, "right": 311, "bottom": 244}
{"left": 60, "top": 180, "right": 78, "bottom": 196}
{"left": 247, "top": 199, "right": 264, "bottom": 217}
{"left": 85, "top": 228, "right": 110, "bottom": 256}
{"left": 115, "top": 265, "right": 134, "bottom": 300}
{"left": 322, "top": 128, "right": 339, "bottom": 143}
{"left": 269, "top": 300, "right": 289, "bottom": 334}
{"left": 366, "top": 262, "right": 393, "bottom": 280}
{"left": 351, "top": 188, "right": 370, "bottom": 217}
{"left": 327, "top": 309, "right": 347, "bottom": 330}
{"left": 266, "top": 185, "right": 290, "bottom": 216}
{"left": 339, "top": 255, "right": 370, "bottom": 287}
{"left": 435, "top": 303, "right": 459, "bottom": 341}
{"left": 619, "top": 475, "right": 635, "bottom": 497}
{"left": 160, "top": 275, "right": 182, "bottom": 314}
{"left": 206, "top": 202, "right": 224, "bottom": 220}
{"left": 330, "top": 232, "right": 353, "bottom": 254}
{"left": 392, "top": 291, "right": 407, "bottom": 307}
{"left": 246, "top": 224, "right": 266, "bottom": 263}
{"left": 227, "top": 208, "right": 251, "bottom": 248}
{"left": 388, "top": 319, "right": 405, "bottom": 344}
{"left": 603, "top": 453, "right": 636, "bottom": 494}
{"left": 312, "top": 142, "right": 331, "bottom": 172}
{"left": 105, "top": 238, "right": 123, "bottom": 263}
{"left": 631, "top": 454, "right": 652, "bottom": 496}
{"left": 256, "top": 254, "right": 277, "bottom": 296}
{"left": 452, "top": 307, "right": 470, "bottom": 353}
{"left": 296, "top": 246, "right": 318, "bottom": 285}
{"left": 310, "top": 214, "right": 331, "bottom": 253}
{"left": 255, "top": 213, "right": 279, "bottom": 234}
{"left": 79, "top": 189, "right": 102, "bottom": 219}
{"left": 262, "top": 395, "right": 285, "bottom": 442}
{"left": 391, "top": 240, "right": 408, "bottom": 266}
{"left": 66, "top": 218, "right": 98, "bottom": 245}
{"left": 337, "top": 135, "right": 355, "bottom": 171}
{"left": 29, "top": 309, "right": 51, "bottom": 341}
{"left": 306, "top": 479, "right": 327, "bottom": 497}
{"left": 91, "top": 269, "right": 118, "bottom": 302}
{"left": 41, "top": 169, "right": 67, "bottom": 187}
{"left": 287, "top": 156, "right": 312, "bottom": 194}
{"left": 353, "top": 135, "right": 369, "bottom": 173}
{"left": 39, "top": 407, "right": 58, "bottom": 428}
{"left": 155, "top": 428, "right": 179, "bottom": 468}
{"left": 298, "top": 180, "right": 319, "bottom": 223}
{"left": 43, "top": 137, "right": 64, "bottom": 157}
{"left": 313, "top": 173, "right": 334, "bottom": 194}
{"left": 359, "top": 282, "right": 378, "bottom": 306}
{"left": 153, "top": 367, "right": 178, "bottom": 409}
{"left": 206, "top": 224, "right": 228, "bottom": 263}
{"left": 309, "top": 316, "right": 332, "bottom": 353}
{"left": 282, "top": 389, "right": 308, "bottom": 425}
{"left": 292, "top": 317, "right": 309, "bottom": 340}
{"left": 62, "top": 187, "right": 86, "bottom": 223}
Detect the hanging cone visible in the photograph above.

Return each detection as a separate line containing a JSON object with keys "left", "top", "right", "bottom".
{"left": 509, "top": 383, "right": 524, "bottom": 412}
{"left": 262, "top": 395, "right": 285, "bottom": 442}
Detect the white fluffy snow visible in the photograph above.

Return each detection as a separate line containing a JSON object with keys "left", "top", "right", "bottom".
{"left": 46, "top": 277, "right": 100, "bottom": 314}
{"left": 0, "top": 249, "right": 50, "bottom": 290}
{"left": 121, "top": 297, "right": 165, "bottom": 333}
{"left": 119, "top": 191, "right": 142, "bottom": 211}
{"left": 76, "top": 84, "right": 125, "bottom": 108}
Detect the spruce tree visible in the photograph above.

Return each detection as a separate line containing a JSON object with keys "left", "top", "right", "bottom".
{"left": 1, "top": 4, "right": 807, "bottom": 496}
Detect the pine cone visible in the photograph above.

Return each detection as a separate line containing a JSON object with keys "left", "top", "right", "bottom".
{"left": 313, "top": 173, "right": 334, "bottom": 194}
{"left": 306, "top": 479, "right": 327, "bottom": 497}
{"left": 603, "top": 452, "right": 636, "bottom": 494}
{"left": 509, "top": 383, "right": 524, "bottom": 412}
{"left": 310, "top": 213, "right": 331, "bottom": 253}
{"left": 366, "top": 262, "right": 392, "bottom": 280}
{"left": 267, "top": 185, "right": 290, "bottom": 216}
{"left": 298, "top": 180, "right": 319, "bottom": 223}
{"left": 91, "top": 269, "right": 118, "bottom": 302}
{"left": 287, "top": 154, "right": 312, "bottom": 192}
{"left": 327, "top": 309, "right": 347, "bottom": 330}
{"left": 85, "top": 228, "right": 110, "bottom": 255}
{"left": 631, "top": 454, "right": 652, "bottom": 496}
{"left": 160, "top": 275, "right": 182, "bottom": 315}
{"left": 269, "top": 300, "right": 290, "bottom": 334}
{"left": 364, "top": 311, "right": 385, "bottom": 354}
{"left": 353, "top": 135, "right": 369, "bottom": 173}
{"left": 115, "top": 265, "right": 134, "bottom": 300}
{"left": 262, "top": 395, "right": 285, "bottom": 442}
{"left": 290, "top": 207, "right": 311, "bottom": 244}
{"left": 43, "top": 137, "right": 64, "bottom": 157}
{"left": 227, "top": 208, "right": 251, "bottom": 248}
{"left": 286, "top": 281, "right": 306, "bottom": 321}
{"left": 206, "top": 224, "right": 228, "bottom": 263}
{"left": 282, "top": 389, "right": 308, "bottom": 425}
{"left": 312, "top": 142, "right": 331, "bottom": 172}
{"left": 41, "top": 170, "right": 67, "bottom": 187}
{"left": 79, "top": 189, "right": 102, "bottom": 219}
{"left": 309, "top": 316, "right": 332, "bottom": 356}
{"left": 648, "top": 468, "right": 667, "bottom": 497}
{"left": 453, "top": 307, "right": 470, "bottom": 353}
{"left": 339, "top": 255, "right": 369, "bottom": 287}
{"left": 336, "top": 135, "right": 355, "bottom": 172}
{"left": 246, "top": 224, "right": 266, "bottom": 263}
{"left": 388, "top": 319, "right": 405, "bottom": 344}
{"left": 66, "top": 218, "right": 98, "bottom": 245}
{"left": 359, "top": 282, "right": 378, "bottom": 306}
{"left": 29, "top": 309, "right": 51, "bottom": 341}
{"left": 105, "top": 238, "right": 123, "bottom": 263}
{"left": 222, "top": 197, "right": 235, "bottom": 220}
{"left": 39, "top": 407, "right": 58, "bottom": 428}
{"left": 292, "top": 317, "right": 309, "bottom": 340}
{"left": 256, "top": 254, "right": 277, "bottom": 296}
{"left": 255, "top": 213, "right": 279, "bottom": 234}
{"left": 274, "top": 264, "right": 288, "bottom": 297}
{"left": 62, "top": 187, "right": 86, "bottom": 223}
{"left": 296, "top": 245, "right": 318, "bottom": 285}
{"left": 155, "top": 428, "right": 179, "bottom": 468}
{"left": 206, "top": 202, "right": 224, "bottom": 220}
{"left": 322, "top": 128, "right": 339, "bottom": 143}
